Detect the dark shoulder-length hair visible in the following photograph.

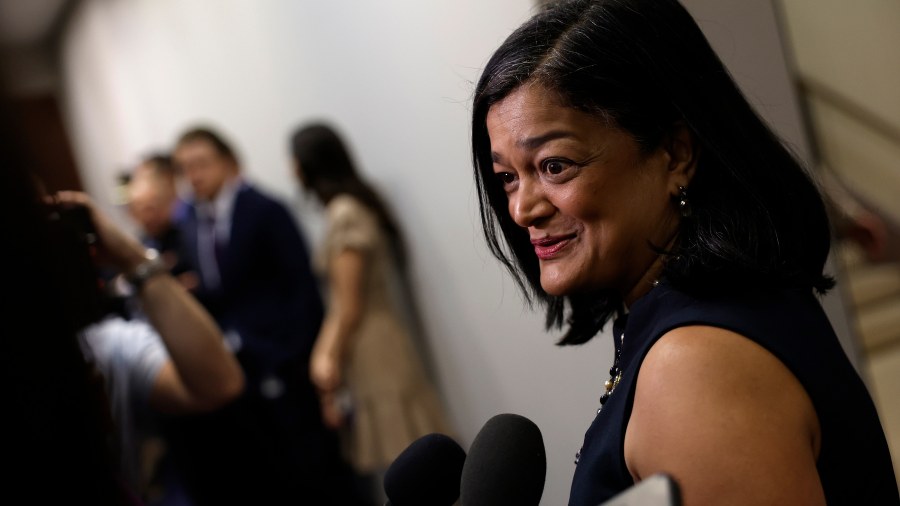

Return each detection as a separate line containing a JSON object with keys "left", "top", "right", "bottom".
{"left": 472, "top": 0, "right": 834, "bottom": 345}
{"left": 290, "top": 121, "right": 408, "bottom": 267}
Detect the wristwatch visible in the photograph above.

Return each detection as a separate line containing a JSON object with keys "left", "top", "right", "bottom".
{"left": 126, "top": 248, "right": 168, "bottom": 291}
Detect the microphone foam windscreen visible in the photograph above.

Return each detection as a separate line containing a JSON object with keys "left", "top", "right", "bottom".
{"left": 459, "top": 413, "right": 546, "bottom": 506}
{"left": 383, "top": 433, "right": 466, "bottom": 506}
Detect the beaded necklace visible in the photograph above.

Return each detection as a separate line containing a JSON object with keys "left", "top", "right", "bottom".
{"left": 574, "top": 314, "right": 627, "bottom": 465}
{"left": 572, "top": 279, "right": 660, "bottom": 466}
{"left": 599, "top": 330, "right": 624, "bottom": 409}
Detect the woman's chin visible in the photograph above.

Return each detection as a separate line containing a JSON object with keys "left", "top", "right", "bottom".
{"left": 539, "top": 275, "right": 575, "bottom": 297}
{"left": 540, "top": 270, "right": 611, "bottom": 298}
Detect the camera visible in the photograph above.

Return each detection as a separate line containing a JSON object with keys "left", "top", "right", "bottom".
{"left": 47, "top": 204, "right": 98, "bottom": 248}
{"left": 46, "top": 202, "right": 108, "bottom": 329}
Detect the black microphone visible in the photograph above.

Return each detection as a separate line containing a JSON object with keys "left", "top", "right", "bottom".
{"left": 383, "top": 432, "right": 466, "bottom": 506}
{"left": 459, "top": 413, "right": 546, "bottom": 505}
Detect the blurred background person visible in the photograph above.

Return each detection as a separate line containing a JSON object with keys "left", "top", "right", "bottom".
{"left": 2, "top": 90, "right": 135, "bottom": 506}
{"left": 169, "top": 126, "right": 369, "bottom": 505}
{"left": 290, "top": 121, "right": 453, "bottom": 502}
{"left": 0, "top": 91, "right": 243, "bottom": 504}
{"left": 53, "top": 190, "right": 245, "bottom": 505}
{"left": 125, "top": 153, "right": 190, "bottom": 273}
{"left": 106, "top": 154, "right": 195, "bottom": 321}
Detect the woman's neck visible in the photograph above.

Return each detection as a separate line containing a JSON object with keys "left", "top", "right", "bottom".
{"left": 623, "top": 235, "right": 677, "bottom": 307}
{"left": 623, "top": 257, "right": 664, "bottom": 307}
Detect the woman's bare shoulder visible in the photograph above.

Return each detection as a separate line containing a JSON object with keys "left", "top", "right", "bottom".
{"left": 623, "top": 325, "right": 824, "bottom": 506}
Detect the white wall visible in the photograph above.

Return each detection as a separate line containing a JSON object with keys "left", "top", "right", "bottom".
{"left": 59, "top": 1, "right": 858, "bottom": 503}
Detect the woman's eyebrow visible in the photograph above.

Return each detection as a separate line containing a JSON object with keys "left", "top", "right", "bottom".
{"left": 491, "top": 130, "right": 580, "bottom": 164}
{"left": 517, "top": 130, "right": 577, "bottom": 149}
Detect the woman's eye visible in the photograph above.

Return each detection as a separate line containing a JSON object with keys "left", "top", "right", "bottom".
{"left": 496, "top": 172, "right": 517, "bottom": 186}
{"left": 541, "top": 159, "right": 573, "bottom": 176}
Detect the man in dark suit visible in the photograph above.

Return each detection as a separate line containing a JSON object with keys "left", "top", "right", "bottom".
{"left": 167, "top": 126, "right": 370, "bottom": 506}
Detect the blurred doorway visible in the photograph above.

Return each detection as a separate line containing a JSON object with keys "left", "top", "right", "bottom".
{"left": 9, "top": 93, "right": 84, "bottom": 193}
{"left": 0, "top": 0, "right": 82, "bottom": 193}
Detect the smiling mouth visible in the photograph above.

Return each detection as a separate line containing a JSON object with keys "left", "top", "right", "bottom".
{"left": 531, "top": 234, "right": 576, "bottom": 260}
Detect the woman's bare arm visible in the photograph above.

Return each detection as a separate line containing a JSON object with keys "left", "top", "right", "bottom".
{"left": 624, "top": 325, "right": 825, "bottom": 506}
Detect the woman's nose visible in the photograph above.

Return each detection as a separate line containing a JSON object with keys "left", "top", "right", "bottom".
{"left": 509, "top": 178, "right": 553, "bottom": 228}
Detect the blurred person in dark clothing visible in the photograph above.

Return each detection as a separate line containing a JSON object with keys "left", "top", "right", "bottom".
{"left": 1, "top": 91, "right": 136, "bottom": 506}
{"left": 167, "top": 125, "right": 370, "bottom": 505}
{"left": 123, "top": 154, "right": 193, "bottom": 293}
{"left": 55, "top": 190, "right": 245, "bottom": 504}
{"left": 0, "top": 98, "right": 242, "bottom": 505}
{"left": 126, "top": 154, "right": 190, "bottom": 265}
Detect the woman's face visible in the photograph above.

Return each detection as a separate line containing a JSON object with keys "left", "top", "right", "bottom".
{"left": 486, "top": 84, "right": 689, "bottom": 300}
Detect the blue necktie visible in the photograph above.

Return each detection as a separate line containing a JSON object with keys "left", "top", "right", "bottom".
{"left": 199, "top": 213, "right": 221, "bottom": 289}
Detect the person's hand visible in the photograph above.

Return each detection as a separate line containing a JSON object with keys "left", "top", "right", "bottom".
{"left": 51, "top": 191, "right": 148, "bottom": 274}
{"left": 318, "top": 391, "right": 347, "bottom": 430}
{"left": 310, "top": 346, "right": 346, "bottom": 429}
{"left": 176, "top": 271, "right": 201, "bottom": 291}
{"left": 310, "top": 346, "right": 342, "bottom": 393}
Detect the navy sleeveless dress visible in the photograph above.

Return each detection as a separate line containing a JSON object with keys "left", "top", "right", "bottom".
{"left": 568, "top": 281, "right": 899, "bottom": 505}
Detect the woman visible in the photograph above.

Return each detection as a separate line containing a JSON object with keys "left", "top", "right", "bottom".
{"left": 471, "top": 0, "right": 899, "bottom": 505}
{"left": 290, "top": 122, "right": 452, "bottom": 489}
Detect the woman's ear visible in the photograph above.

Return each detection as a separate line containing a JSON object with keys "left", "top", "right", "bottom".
{"left": 664, "top": 122, "right": 698, "bottom": 192}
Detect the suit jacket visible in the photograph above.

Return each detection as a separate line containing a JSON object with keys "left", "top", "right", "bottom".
{"left": 179, "top": 184, "right": 324, "bottom": 389}
{"left": 171, "top": 186, "right": 369, "bottom": 506}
